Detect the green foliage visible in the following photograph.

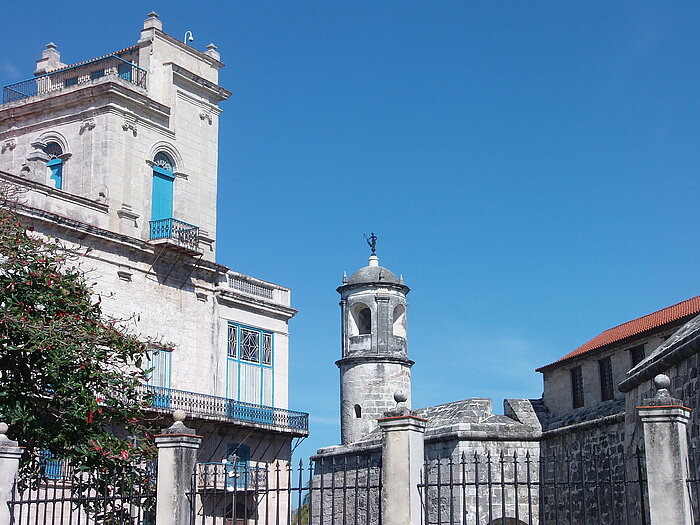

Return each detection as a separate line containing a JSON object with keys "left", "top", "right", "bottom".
{"left": 0, "top": 204, "right": 155, "bottom": 477}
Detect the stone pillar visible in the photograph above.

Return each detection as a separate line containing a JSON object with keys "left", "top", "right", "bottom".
{"left": 378, "top": 396, "right": 427, "bottom": 525}
{"left": 155, "top": 410, "right": 202, "bottom": 525}
{"left": 637, "top": 374, "right": 693, "bottom": 525}
{"left": 0, "top": 423, "right": 23, "bottom": 525}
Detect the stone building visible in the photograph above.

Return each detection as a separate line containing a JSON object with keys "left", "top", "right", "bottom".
{"left": 0, "top": 10, "right": 308, "bottom": 487}
{"left": 314, "top": 254, "right": 542, "bottom": 524}
{"left": 315, "top": 248, "right": 700, "bottom": 524}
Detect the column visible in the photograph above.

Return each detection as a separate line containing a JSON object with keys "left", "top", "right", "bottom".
{"left": 0, "top": 423, "right": 23, "bottom": 525}
{"left": 155, "top": 410, "right": 202, "bottom": 525}
{"left": 637, "top": 374, "right": 693, "bottom": 525}
{"left": 378, "top": 399, "right": 427, "bottom": 525}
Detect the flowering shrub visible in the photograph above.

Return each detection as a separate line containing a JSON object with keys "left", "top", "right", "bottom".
{"left": 0, "top": 202, "right": 155, "bottom": 478}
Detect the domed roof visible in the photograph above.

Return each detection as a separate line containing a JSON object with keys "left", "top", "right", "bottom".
{"left": 348, "top": 265, "right": 400, "bottom": 285}
{"left": 346, "top": 255, "right": 401, "bottom": 285}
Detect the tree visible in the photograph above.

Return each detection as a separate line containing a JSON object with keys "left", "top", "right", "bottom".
{"left": 0, "top": 193, "right": 155, "bottom": 478}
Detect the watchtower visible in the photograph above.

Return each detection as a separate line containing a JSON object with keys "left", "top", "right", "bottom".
{"left": 337, "top": 250, "right": 413, "bottom": 444}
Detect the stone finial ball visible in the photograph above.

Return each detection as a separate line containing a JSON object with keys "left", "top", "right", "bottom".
{"left": 0, "top": 422, "right": 7, "bottom": 434}
{"left": 172, "top": 409, "right": 187, "bottom": 423}
{"left": 394, "top": 391, "right": 408, "bottom": 404}
{"left": 654, "top": 374, "right": 671, "bottom": 390}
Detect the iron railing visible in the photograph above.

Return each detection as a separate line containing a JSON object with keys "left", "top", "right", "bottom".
{"left": 190, "top": 456, "right": 383, "bottom": 525}
{"left": 8, "top": 460, "right": 156, "bottom": 525}
{"left": 139, "top": 385, "right": 309, "bottom": 433}
{"left": 196, "top": 462, "right": 268, "bottom": 491}
{"left": 2, "top": 55, "right": 147, "bottom": 104}
{"left": 149, "top": 217, "right": 199, "bottom": 251}
{"left": 419, "top": 447, "right": 648, "bottom": 525}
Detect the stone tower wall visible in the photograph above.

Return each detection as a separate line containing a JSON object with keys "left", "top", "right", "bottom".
{"left": 339, "top": 359, "right": 412, "bottom": 443}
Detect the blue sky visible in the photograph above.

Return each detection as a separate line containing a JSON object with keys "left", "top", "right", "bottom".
{"left": 3, "top": 2, "right": 700, "bottom": 460}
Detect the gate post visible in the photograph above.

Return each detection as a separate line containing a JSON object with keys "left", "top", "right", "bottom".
{"left": 155, "top": 410, "right": 202, "bottom": 525}
{"left": 0, "top": 423, "right": 23, "bottom": 525}
{"left": 378, "top": 397, "right": 427, "bottom": 525}
{"left": 637, "top": 374, "right": 693, "bottom": 525}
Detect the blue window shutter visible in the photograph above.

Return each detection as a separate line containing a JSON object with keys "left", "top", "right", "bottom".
{"left": 118, "top": 62, "right": 133, "bottom": 82}
{"left": 151, "top": 169, "right": 174, "bottom": 221}
{"left": 47, "top": 158, "right": 63, "bottom": 190}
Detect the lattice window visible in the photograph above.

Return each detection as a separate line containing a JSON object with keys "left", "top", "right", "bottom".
{"left": 571, "top": 366, "right": 584, "bottom": 408}
{"left": 154, "top": 151, "right": 174, "bottom": 172}
{"left": 262, "top": 333, "right": 272, "bottom": 365}
{"left": 599, "top": 357, "right": 614, "bottom": 401}
{"left": 629, "top": 345, "right": 645, "bottom": 368}
{"left": 240, "top": 328, "right": 260, "bottom": 363}
{"left": 227, "top": 325, "right": 238, "bottom": 358}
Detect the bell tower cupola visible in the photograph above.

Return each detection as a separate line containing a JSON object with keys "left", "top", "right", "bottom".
{"left": 337, "top": 238, "right": 413, "bottom": 444}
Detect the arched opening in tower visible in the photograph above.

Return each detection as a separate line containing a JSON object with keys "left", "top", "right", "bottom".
{"left": 354, "top": 404, "right": 362, "bottom": 418}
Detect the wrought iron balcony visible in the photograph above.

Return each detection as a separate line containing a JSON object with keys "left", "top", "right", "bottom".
{"left": 195, "top": 462, "right": 268, "bottom": 491}
{"left": 149, "top": 218, "right": 200, "bottom": 253}
{"left": 2, "top": 55, "right": 147, "bottom": 104}
{"left": 139, "top": 385, "right": 309, "bottom": 434}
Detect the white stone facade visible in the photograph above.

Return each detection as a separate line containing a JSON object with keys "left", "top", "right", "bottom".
{"left": 0, "top": 12, "right": 307, "bottom": 461}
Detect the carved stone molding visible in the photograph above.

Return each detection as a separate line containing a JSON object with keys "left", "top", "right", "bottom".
{"left": 1, "top": 139, "right": 16, "bottom": 154}
{"left": 199, "top": 111, "right": 213, "bottom": 125}
{"left": 79, "top": 118, "right": 96, "bottom": 134}
{"left": 122, "top": 120, "right": 138, "bottom": 136}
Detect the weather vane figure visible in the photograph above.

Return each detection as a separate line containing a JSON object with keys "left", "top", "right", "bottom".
{"left": 364, "top": 232, "right": 378, "bottom": 255}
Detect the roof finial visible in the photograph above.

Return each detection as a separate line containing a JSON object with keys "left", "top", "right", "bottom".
{"left": 363, "top": 232, "right": 377, "bottom": 256}
{"left": 342, "top": 271, "right": 348, "bottom": 284}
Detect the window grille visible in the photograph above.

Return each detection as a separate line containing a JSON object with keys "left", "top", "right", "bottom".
{"left": 599, "top": 356, "right": 614, "bottom": 401}
{"left": 630, "top": 345, "right": 645, "bottom": 368}
{"left": 227, "top": 325, "right": 238, "bottom": 358}
{"left": 226, "top": 323, "right": 273, "bottom": 406}
{"left": 571, "top": 366, "right": 584, "bottom": 408}
{"left": 262, "top": 333, "right": 272, "bottom": 365}
{"left": 240, "top": 328, "right": 260, "bottom": 363}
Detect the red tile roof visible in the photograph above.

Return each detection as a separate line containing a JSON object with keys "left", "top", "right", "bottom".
{"left": 536, "top": 295, "right": 700, "bottom": 373}
{"left": 48, "top": 46, "right": 139, "bottom": 73}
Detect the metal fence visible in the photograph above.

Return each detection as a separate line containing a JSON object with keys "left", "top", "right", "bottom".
{"left": 2, "top": 55, "right": 147, "bottom": 104}
{"left": 8, "top": 459, "right": 156, "bottom": 525}
{"left": 419, "top": 447, "right": 648, "bottom": 525}
{"left": 686, "top": 445, "right": 700, "bottom": 523}
{"left": 189, "top": 456, "right": 382, "bottom": 525}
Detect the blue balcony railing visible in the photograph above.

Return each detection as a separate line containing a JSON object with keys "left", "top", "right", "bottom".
{"left": 139, "top": 385, "right": 309, "bottom": 433}
{"left": 2, "top": 55, "right": 147, "bottom": 104}
{"left": 149, "top": 218, "right": 199, "bottom": 251}
{"left": 196, "top": 462, "right": 268, "bottom": 491}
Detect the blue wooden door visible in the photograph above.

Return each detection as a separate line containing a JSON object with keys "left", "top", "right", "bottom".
{"left": 151, "top": 167, "right": 174, "bottom": 221}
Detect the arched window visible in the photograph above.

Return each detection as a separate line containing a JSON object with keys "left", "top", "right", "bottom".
{"left": 44, "top": 142, "right": 63, "bottom": 190}
{"left": 392, "top": 304, "right": 406, "bottom": 338}
{"left": 358, "top": 307, "right": 371, "bottom": 335}
{"left": 151, "top": 152, "right": 175, "bottom": 223}
{"left": 354, "top": 404, "right": 362, "bottom": 419}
